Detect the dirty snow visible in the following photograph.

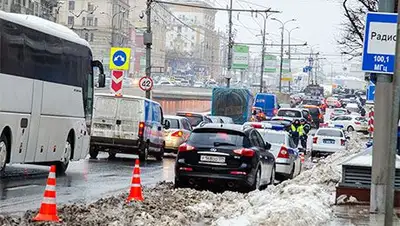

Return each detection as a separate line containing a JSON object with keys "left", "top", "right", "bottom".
{"left": 0, "top": 133, "right": 366, "bottom": 226}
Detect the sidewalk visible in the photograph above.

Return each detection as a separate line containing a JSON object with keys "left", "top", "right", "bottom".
{"left": 324, "top": 205, "right": 400, "bottom": 226}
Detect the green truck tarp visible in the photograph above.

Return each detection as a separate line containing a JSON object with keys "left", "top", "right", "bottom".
{"left": 211, "top": 88, "right": 254, "bottom": 124}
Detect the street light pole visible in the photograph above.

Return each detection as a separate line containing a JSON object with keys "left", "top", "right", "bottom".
{"left": 226, "top": 0, "right": 233, "bottom": 88}
{"left": 144, "top": 0, "right": 152, "bottom": 99}
{"left": 286, "top": 27, "right": 299, "bottom": 92}
{"left": 257, "top": 12, "right": 267, "bottom": 93}
{"left": 271, "top": 18, "right": 296, "bottom": 92}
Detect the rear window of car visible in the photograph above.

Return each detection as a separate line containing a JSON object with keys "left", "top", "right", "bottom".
{"left": 261, "top": 132, "right": 286, "bottom": 144}
{"left": 165, "top": 118, "right": 179, "bottom": 129}
{"left": 188, "top": 129, "right": 250, "bottom": 147}
{"left": 355, "top": 117, "right": 367, "bottom": 122}
{"left": 177, "top": 113, "right": 203, "bottom": 127}
{"left": 335, "top": 109, "right": 347, "bottom": 114}
{"left": 277, "top": 110, "right": 302, "bottom": 118}
{"left": 317, "top": 129, "right": 343, "bottom": 137}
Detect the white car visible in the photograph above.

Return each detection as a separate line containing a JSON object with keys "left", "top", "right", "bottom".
{"left": 311, "top": 128, "right": 349, "bottom": 158}
{"left": 163, "top": 115, "right": 192, "bottom": 153}
{"left": 329, "top": 108, "right": 349, "bottom": 119}
{"left": 193, "top": 81, "right": 203, "bottom": 88}
{"left": 243, "top": 122, "right": 302, "bottom": 180}
{"left": 157, "top": 81, "right": 175, "bottom": 86}
{"left": 345, "top": 103, "right": 360, "bottom": 113}
{"left": 180, "top": 80, "right": 190, "bottom": 87}
{"left": 329, "top": 115, "right": 368, "bottom": 133}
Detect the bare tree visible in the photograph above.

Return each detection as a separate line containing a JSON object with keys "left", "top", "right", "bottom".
{"left": 338, "top": 0, "right": 378, "bottom": 58}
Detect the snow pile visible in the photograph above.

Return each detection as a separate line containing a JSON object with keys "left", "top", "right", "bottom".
{"left": 0, "top": 134, "right": 366, "bottom": 226}
{"left": 204, "top": 133, "right": 366, "bottom": 226}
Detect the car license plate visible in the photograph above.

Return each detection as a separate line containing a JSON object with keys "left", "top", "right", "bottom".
{"left": 323, "top": 139, "right": 335, "bottom": 144}
{"left": 200, "top": 155, "right": 226, "bottom": 163}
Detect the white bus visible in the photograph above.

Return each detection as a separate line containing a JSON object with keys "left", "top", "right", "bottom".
{"left": 0, "top": 11, "right": 105, "bottom": 175}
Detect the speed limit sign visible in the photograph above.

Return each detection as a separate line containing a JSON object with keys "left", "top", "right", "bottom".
{"left": 138, "top": 76, "right": 153, "bottom": 91}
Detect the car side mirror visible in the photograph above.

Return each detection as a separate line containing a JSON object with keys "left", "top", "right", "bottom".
{"left": 199, "top": 121, "right": 207, "bottom": 127}
{"left": 298, "top": 147, "right": 306, "bottom": 153}
{"left": 346, "top": 136, "right": 350, "bottom": 140}
{"left": 163, "top": 120, "right": 170, "bottom": 130}
{"left": 265, "top": 142, "right": 271, "bottom": 150}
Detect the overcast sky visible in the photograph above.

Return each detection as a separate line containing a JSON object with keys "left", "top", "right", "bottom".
{"left": 212, "top": 0, "right": 355, "bottom": 73}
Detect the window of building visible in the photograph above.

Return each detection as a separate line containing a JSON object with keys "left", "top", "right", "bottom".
{"left": 82, "top": 17, "right": 85, "bottom": 26}
{"left": 87, "top": 2, "right": 94, "bottom": 11}
{"left": 184, "top": 42, "right": 187, "bottom": 47}
{"left": 192, "top": 36, "right": 194, "bottom": 40}
{"left": 67, "top": 16, "right": 74, "bottom": 26}
{"left": 177, "top": 26, "right": 181, "bottom": 32}
{"left": 68, "top": 1, "right": 75, "bottom": 10}
{"left": 191, "top": 42, "right": 194, "bottom": 47}
{"left": 87, "top": 17, "right": 93, "bottom": 26}
{"left": 84, "top": 33, "right": 89, "bottom": 41}
{"left": 94, "top": 18, "right": 98, "bottom": 26}
{"left": 90, "top": 33, "right": 94, "bottom": 42}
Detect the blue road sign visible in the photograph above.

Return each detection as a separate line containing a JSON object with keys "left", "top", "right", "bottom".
{"left": 362, "top": 12, "right": 397, "bottom": 74}
{"left": 303, "top": 66, "right": 312, "bottom": 73}
{"left": 367, "top": 83, "right": 376, "bottom": 101}
{"left": 113, "top": 50, "right": 127, "bottom": 67}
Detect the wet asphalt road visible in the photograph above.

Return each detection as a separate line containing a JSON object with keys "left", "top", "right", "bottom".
{"left": 0, "top": 153, "right": 176, "bottom": 216}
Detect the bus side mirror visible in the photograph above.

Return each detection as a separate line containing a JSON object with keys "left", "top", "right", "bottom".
{"left": 98, "top": 73, "right": 106, "bottom": 88}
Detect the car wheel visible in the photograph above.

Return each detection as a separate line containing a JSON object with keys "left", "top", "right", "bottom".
{"left": 347, "top": 126, "right": 355, "bottom": 132}
{"left": 139, "top": 143, "right": 149, "bottom": 162}
{"left": 269, "top": 166, "right": 276, "bottom": 185}
{"left": 174, "top": 177, "right": 187, "bottom": 188}
{"left": 250, "top": 168, "right": 261, "bottom": 191}
{"left": 288, "top": 163, "right": 295, "bottom": 179}
{"left": 155, "top": 145, "right": 164, "bottom": 161}
{"left": 0, "top": 134, "right": 9, "bottom": 174}
{"left": 89, "top": 146, "right": 99, "bottom": 159}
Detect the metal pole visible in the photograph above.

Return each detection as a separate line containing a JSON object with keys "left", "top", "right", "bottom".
{"left": 384, "top": 1, "right": 400, "bottom": 224}
{"left": 226, "top": 0, "right": 233, "bottom": 88}
{"left": 370, "top": 0, "right": 396, "bottom": 220}
{"left": 278, "top": 25, "right": 284, "bottom": 92}
{"left": 288, "top": 30, "right": 291, "bottom": 92}
{"left": 259, "top": 15, "right": 266, "bottom": 93}
{"left": 145, "top": 0, "right": 152, "bottom": 99}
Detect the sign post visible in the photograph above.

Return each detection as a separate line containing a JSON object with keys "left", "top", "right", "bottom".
{"left": 109, "top": 47, "right": 131, "bottom": 96}
{"left": 361, "top": 11, "right": 398, "bottom": 221}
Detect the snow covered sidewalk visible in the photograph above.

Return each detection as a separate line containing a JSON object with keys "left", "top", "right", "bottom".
{"left": 0, "top": 134, "right": 366, "bottom": 226}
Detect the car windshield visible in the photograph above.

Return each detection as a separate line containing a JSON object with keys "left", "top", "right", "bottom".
{"left": 177, "top": 114, "right": 203, "bottom": 127}
{"left": 277, "top": 110, "right": 302, "bottom": 118}
{"left": 317, "top": 129, "right": 343, "bottom": 137}
{"left": 261, "top": 132, "right": 286, "bottom": 144}
{"left": 188, "top": 129, "right": 249, "bottom": 147}
{"left": 164, "top": 118, "right": 179, "bottom": 129}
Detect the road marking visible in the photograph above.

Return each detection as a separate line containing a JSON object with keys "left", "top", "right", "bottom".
{"left": 6, "top": 184, "right": 39, "bottom": 191}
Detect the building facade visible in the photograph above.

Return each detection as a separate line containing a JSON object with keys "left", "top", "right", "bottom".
{"left": 57, "top": 0, "right": 132, "bottom": 75}
{"left": 165, "top": 0, "right": 220, "bottom": 79}
{"left": 0, "top": 0, "right": 59, "bottom": 21}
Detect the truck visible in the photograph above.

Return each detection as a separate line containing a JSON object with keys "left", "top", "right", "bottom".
{"left": 211, "top": 88, "right": 254, "bottom": 124}
{"left": 253, "top": 93, "right": 279, "bottom": 117}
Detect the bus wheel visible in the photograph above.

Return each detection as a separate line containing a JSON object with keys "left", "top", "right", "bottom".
{"left": 0, "top": 134, "right": 9, "bottom": 173}
{"left": 57, "top": 136, "right": 72, "bottom": 175}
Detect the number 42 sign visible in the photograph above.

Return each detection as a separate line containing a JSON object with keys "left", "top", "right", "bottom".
{"left": 139, "top": 76, "right": 154, "bottom": 91}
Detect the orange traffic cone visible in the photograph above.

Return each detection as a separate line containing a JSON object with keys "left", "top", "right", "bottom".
{"left": 33, "top": 165, "right": 60, "bottom": 222}
{"left": 126, "top": 159, "right": 144, "bottom": 202}
{"left": 300, "top": 153, "right": 305, "bottom": 163}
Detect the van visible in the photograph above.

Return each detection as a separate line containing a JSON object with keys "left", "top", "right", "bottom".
{"left": 253, "top": 93, "right": 279, "bottom": 117}
{"left": 89, "top": 93, "right": 169, "bottom": 161}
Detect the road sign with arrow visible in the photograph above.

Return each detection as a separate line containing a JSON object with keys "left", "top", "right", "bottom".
{"left": 109, "top": 47, "right": 131, "bottom": 70}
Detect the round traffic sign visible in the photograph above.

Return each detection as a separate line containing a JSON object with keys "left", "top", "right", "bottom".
{"left": 139, "top": 76, "right": 153, "bottom": 91}
{"left": 113, "top": 50, "right": 127, "bottom": 67}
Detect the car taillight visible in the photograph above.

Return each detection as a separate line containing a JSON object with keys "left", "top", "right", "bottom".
{"left": 341, "top": 139, "right": 346, "bottom": 146}
{"left": 277, "top": 146, "right": 289, "bottom": 158}
{"left": 251, "top": 124, "right": 262, "bottom": 128}
{"left": 233, "top": 148, "right": 254, "bottom": 157}
{"left": 354, "top": 121, "right": 361, "bottom": 125}
{"left": 178, "top": 143, "right": 195, "bottom": 152}
{"left": 313, "top": 137, "right": 318, "bottom": 144}
{"left": 138, "top": 121, "right": 145, "bottom": 137}
{"left": 171, "top": 131, "right": 183, "bottom": 137}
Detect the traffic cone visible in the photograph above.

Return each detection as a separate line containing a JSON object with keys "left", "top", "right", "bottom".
{"left": 33, "top": 165, "right": 60, "bottom": 222}
{"left": 126, "top": 159, "right": 144, "bottom": 202}
{"left": 300, "top": 153, "right": 305, "bottom": 163}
